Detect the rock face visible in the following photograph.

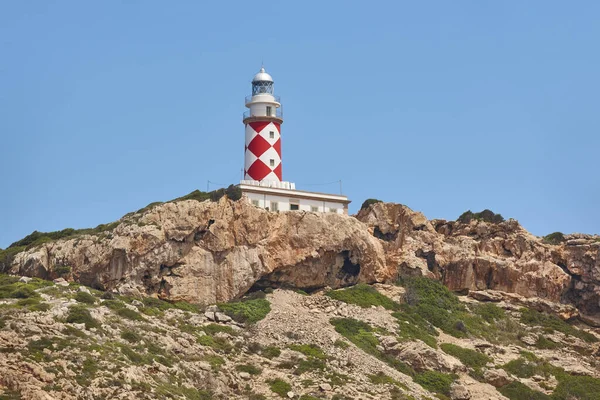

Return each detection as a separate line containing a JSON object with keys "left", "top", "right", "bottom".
{"left": 356, "top": 202, "right": 600, "bottom": 319}
{"left": 6, "top": 198, "right": 600, "bottom": 318}
{"left": 9, "top": 198, "right": 388, "bottom": 305}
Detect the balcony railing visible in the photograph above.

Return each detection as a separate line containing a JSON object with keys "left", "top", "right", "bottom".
{"left": 245, "top": 94, "right": 281, "bottom": 105}
{"left": 243, "top": 107, "right": 284, "bottom": 120}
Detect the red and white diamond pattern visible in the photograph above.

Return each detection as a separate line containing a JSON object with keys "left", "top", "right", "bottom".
{"left": 244, "top": 121, "right": 282, "bottom": 182}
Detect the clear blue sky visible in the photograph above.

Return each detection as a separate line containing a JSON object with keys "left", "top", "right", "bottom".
{"left": 1, "top": 1, "right": 599, "bottom": 248}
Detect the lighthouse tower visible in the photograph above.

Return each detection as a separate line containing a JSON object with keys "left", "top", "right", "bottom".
{"left": 243, "top": 67, "right": 284, "bottom": 184}
{"left": 239, "top": 67, "right": 350, "bottom": 214}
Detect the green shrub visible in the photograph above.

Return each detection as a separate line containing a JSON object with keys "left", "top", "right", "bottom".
{"left": 331, "top": 318, "right": 414, "bottom": 377}
{"left": 261, "top": 346, "right": 281, "bottom": 359}
{"left": 498, "top": 381, "right": 550, "bottom": 400}
{"left": 235, "top": 364, "right": 262, "bottom": 375}
{"left": 326, "top": 284, "right": 399, "bottom": 310}
{"left": 75, "top": 291, "right": 96, "bottom": 305}
{"left": 218, "top": 298, "right": 270, "bottom": 324}
{"left": 10, "top": 285, "right": 38, "bottom": 299}
{"left": 66, "top": 306, "right": 99, "bottom": 329}
{"left": 54, "top": 265, "right": 71, "bottom": 277}
{"left": 440, "top": 343, "right": 490, "bottom": 369}
{"left": 268, "top": 378, "right": 292, "bottom": 397}
{"left": 368, "top": 371, "right": 403, "bottom": 386}
{"left": 288, "top": 344, "right": 327, "bottom": 360}
{"left": 333, "top": 339, "right": 350, "bottom": 349}
{"left": 472, "top": 303, "right": 505, "bottom": 323}
{"left": 414, "top": 371, "right": 456, "bottom": 396}
{"left": 121, "top": 330, "right": 142, "bottom": 343}
{"left": 457, "top": 209, "right": 505, "bottom": 224}
{"left": 535, "top": 335, "right": 559, "bottom": 349}
{"left": 360, "top": 198, "right": 383, "bottom": 210}
{"left": 520, "top": 308, "right": 598, "bottom": 343}
{"left": 116, "top": 307, "right": 145, "bottom": 321}
{"left": 543, "top": 232, "right": 566, "bottom": 245}
{"left": 392, "top": 310, "right": 438, "bottom": 348}
{"left": 0, "top": 247, "right": 26, "bottom": 270}
{"left": 203, "top": 354, "right": 225, "bottom": 370}
{"left": 553, "top": 374, "right": 600, "bottom": 400}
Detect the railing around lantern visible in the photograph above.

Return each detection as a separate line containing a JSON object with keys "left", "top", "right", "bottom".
{"left": 245, "top": 94, "right": 281, "bottom": 105}
{"left": 243, "top": 107, "right": 284, "bottom": 120}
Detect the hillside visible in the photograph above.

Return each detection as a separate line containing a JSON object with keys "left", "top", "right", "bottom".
{"left": 1, "top": 193, "right": 600, "bottom": 399}
{"left": 0, "top": 275, "right": 598, "bottom": 399}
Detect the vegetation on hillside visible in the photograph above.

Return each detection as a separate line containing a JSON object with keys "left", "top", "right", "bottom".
{"left": 360, "top": 198, "right": 383, "bottom": 210}
{"left": 457, "top": 209, "right": 505, "bottom": 224}
{"left": 542, "top": 232, "right": 566, "bottom": 245}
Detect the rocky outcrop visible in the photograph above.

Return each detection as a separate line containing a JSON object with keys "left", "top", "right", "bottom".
{"left": 6, "top": 198, "right": 600, "bottom": 318}
{"left": 9, "top": 198, "right": 388, "bottom": 305}
{"left": 356, "top": 203, "right": 599, "bottom": 319}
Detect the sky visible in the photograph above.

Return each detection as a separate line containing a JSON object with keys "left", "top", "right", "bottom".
{"left": 1, "top": 1, "right": 599, "bottom": 248}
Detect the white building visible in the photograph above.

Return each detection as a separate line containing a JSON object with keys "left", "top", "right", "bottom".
{"left": 240, "top": 67, "right": 350, "bottom": 214}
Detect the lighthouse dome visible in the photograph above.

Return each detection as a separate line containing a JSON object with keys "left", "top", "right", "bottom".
{"left": 252, "top": 67, "right": 273, "bottom": 83}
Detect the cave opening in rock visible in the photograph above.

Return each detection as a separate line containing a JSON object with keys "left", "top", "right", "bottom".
{"left": 339, "top": 250, "right": 360, "bottom": 277}
{"left": 373, "top": 226, "right": 397, "bottom": 242}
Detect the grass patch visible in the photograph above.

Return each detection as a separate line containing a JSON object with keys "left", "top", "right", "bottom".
{"left": 66, "top": 305, "right": 100, "bottom": 329}
{"left": 520, "top": 308, "right": 597, "bottom": 343}
{"left": 288, "top": 344, "right": 327, "bottom": 360}
{"left": 553, "top": 374, "right": 600, "bottom": 400}
{"left": 202, "top": 323, "right": 236, "bottom": 336}
{"left": 203, "top": 354, "right": 225, "bottom": 370}
{"left": 121, "top": 330, "right": 143, "bottom": 343}
{"left": 268, "top": 378, "right": 292, "bottom": 398}
{"left": 413, "top": 371, "right": 456, "bottom": 397}
{"left": 498, "top": 381, "right": 550, "bottom": 400}
{"left": 331, "top": 317, "right": 414, "bottom": 377}
{"left": 440, "top": 343, "right": 490, "bottom": 369}
{"left": 217, "top": 298, "right": 270, "bottom": 324}
{"left": 235, "top": 364, "right": 262, "bottom": 375}
{"left": 333, "top": 339, "right": 350, "bottom": 349}
{"left": 368, "top": 371, "right": 405, "bottom": 388}
{"left": 261, "top": 345, "right": 281, "bottom": 359}
{"left": 326, "top": 284, "right": 399, "bottom": 310}
{"left": 472, "top": 302, "right": 505, "bottom": 323}
{"left": 392, "top": 309, "right": 438, "bottom": 348}
{"left": 75, "top": 291, "right": 96, "bottom": 305}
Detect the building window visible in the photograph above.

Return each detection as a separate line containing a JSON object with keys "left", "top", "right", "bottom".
{"left": 290, "top": 204, "right": 299, "bottom": 211}
{"left": 266, "top": 106, "right": 272, "bottom": 116}
{"left": 269, "top": 131, "right": 274, "bottom": 139}
{"left": 329, "top": 208, "right": 337, "bottom": 213}
{"left": 270, "top": 201, "right": 278, "bottom": 211}
{"left": 311, "top": 206, "right": 319, "bottom": 212}
{"left": 251, "top": 200, "right": 259, "bottom": 207}
{"left": 270, "top": 159, "right": 275, "bottom": 167}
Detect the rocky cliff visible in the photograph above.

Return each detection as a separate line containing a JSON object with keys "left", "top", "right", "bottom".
{"left": 5, "top": 197, "right": 600, "bottom": 321}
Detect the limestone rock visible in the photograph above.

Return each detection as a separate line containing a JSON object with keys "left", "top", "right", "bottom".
{"left": 483, "top": 368, "right": 512, "bottom": 388}
{"left": 450, "top": 383, "right": 471, "bottom": 400}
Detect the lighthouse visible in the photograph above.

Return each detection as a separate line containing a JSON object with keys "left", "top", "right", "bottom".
{"left": 239, "top": 67, "right": 350, "bottom": 214}
{"left": 243, "top": 67, "right": 284, "bottom": 184}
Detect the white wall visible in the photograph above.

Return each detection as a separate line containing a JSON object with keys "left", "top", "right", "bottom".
{"left": 244, "top": 192, "right": 346, "bottom": 214}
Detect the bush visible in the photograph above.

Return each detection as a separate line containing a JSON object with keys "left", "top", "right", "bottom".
{"left": 497, "top": 381, "right": 550, "bottom": 400}
{"left": 326, "top": 284, "right": 399, "bottom": 310}
{"left": 368, "top": 372, "right": 403, "bottom": 387}
{"left": 236, "top": 364, "right": 262, "bottom": 375}
{"left": 218, "top": 298, "right": 270, "bottom": 324}
{"left": 440, "top": 343, "right": 490, "bottom": 369}
{"left": 457, "top": 209, "right": 505, "bottom": 224}
{"left": 261, "top": 346, "right": 281, "bottom": 359}
{"left": 268, "top": 378, "right": 292, "bottom": 397}
{"left": 414, "top": 371, "right": 456, "bottom": 396}
{"left": 330, "top": 317, "right": 414, "bottom": 377}
{"left": 288, "top": 344, "right": 327, "bottom": 360}
{"left": 75, "top": 291, "right": 96, "bottom": 305}
{"left": 472, "top": 302, "right": 505, "bottom": 323}
{"left": 121, "top": 330, "right": 142, "bottom": 343}
{"left": 553, "top": 374, "right": 600, "bottom": 400}
{"left": 333, "top": 339, "right": 350, "bottom": 349}
{"left": 520, "top": 308, "right": 598, "bottom": 343}
{"left": 360, "top": 198, "right": 383, "bottom": 210}
{"left": 54, "top": 265, "right": 71, "bottom": 277}
{"left": 66, "top": 306, "right": 99, "bottom": 329}
{"left": 543, "top": 232, "right": 566, "bottom": 245}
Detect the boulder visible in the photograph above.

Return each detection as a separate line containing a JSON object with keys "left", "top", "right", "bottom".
{"left": 483, "top": 368, "right": 512, "bottom": 388}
